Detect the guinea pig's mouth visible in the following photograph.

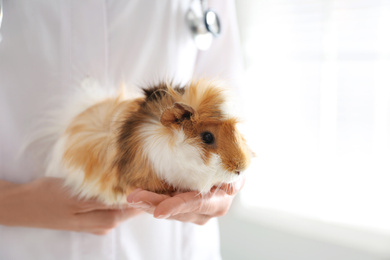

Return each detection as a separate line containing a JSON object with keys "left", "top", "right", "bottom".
{"left": 219, "top": 170, "right": 243, "bottom": 184}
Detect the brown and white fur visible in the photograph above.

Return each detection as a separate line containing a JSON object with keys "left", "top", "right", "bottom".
{"left": 44, "top": 80, "right": 251, "bottom": 205}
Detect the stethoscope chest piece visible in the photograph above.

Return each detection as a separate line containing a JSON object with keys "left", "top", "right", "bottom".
{"left": 186, "top": 0, "right": 221, "bottom": 50}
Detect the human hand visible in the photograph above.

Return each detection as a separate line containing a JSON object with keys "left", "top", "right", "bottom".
{"left": 126, "top": 177, "right": 245, "bottom": 225}
{"left": 0, "top": 177, "right": 142, "bottom": 235}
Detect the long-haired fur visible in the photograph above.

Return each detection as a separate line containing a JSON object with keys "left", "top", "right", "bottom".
{"left": 43, "top": 79, "right": 251, "bottom": 205}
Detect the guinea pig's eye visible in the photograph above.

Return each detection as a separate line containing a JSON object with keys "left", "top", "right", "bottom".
{"left": 201, "top": 131, "right": 215, "bottom": 145}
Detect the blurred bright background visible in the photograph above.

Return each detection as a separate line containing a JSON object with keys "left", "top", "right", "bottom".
{"left": 219, "top": 0, "right": 390, "bottom": 259}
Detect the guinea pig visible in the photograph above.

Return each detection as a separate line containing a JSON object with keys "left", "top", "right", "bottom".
{"left": 44, "top": 79, "right": 252, "bottom": 205}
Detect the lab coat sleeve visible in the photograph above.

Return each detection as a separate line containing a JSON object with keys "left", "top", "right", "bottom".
{"left": 192, "top": 0, "right": 244, "bottom": 92}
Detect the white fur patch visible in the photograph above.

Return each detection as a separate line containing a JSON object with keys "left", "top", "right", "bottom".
{"left": 64, "top": 167, "right": 127, "bottom": 205}
{"left": 140, "top": 122, "right": 240, "bottom": 193}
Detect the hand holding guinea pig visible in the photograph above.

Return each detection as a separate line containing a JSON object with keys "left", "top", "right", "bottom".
{"left": 42, "top": 79, "right": 252, "bottom": 205}
{"left": 127, "top": 177, "right": 245, "bottom": 225}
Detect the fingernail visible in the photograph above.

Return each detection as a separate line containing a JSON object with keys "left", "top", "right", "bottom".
{"left": 127, "top": 188, "right": 143, "bottom": 201}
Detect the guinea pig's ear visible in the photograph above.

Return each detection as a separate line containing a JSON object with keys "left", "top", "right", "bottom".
{"left": 160, "top": 102, "right": 195, "bottom": 127}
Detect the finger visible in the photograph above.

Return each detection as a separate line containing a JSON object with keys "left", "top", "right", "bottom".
{"left": 217, "top": 176, "right": 246, "bottom": 196}
{"left": 158, "top": 189, "right": 236, "bottom": 220}
{"left": 126, "top": 188, "right": 143, "bottom": 203}
{"left": 76, "top": 208, "right": 141, "bottom": 233}
{"left": 78, "top": 208, "right": 140, "bottom": 225}
{"left": 127, "top": 189, "right": 170, "bottom": 215}
{"left": 73, "top": 197, "right": 131, "bottom": 213}
{"left": 127, "top": 189, "right": 170, "bottom": 207}
{"left": 166, "top": 213, "right": 211, "bottom": 225}
{"left": 154, "top": 191, "right": 212, "bottom": 219}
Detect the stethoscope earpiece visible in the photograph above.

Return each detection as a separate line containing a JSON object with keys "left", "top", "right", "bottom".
{"left": 186, "top": 0, "right": 221, "bottom": 50}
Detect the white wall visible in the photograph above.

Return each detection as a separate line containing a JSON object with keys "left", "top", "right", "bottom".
{"left": 219, "top": 203, "right": 390, "bottom": 260}
{"left": 222, "top": 0, "right": 390, "bottom": 259}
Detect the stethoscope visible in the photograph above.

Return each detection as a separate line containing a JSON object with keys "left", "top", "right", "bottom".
{"left": 0, "top": 0, "right": 221, "bottom": 48}
{"left": 186, "top": 0, "right": 221, "bottom": 50}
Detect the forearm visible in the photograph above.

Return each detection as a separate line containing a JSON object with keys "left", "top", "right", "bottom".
{"left": 0, "top": 177, "right": 142, "bottom": 234}
{"left": 0, "top": 179, "right": 19, "bottom": 189}
{"left": 0, "top": 179, "right": 30, "bottom": 226}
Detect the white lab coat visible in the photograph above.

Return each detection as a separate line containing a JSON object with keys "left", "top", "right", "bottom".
{"left": 0, "top": 1, "right": 243, "bottom": 259}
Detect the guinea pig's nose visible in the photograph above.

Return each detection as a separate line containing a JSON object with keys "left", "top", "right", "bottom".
{"left": 235, "top": 171, "right": 240, "bottom": 175}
